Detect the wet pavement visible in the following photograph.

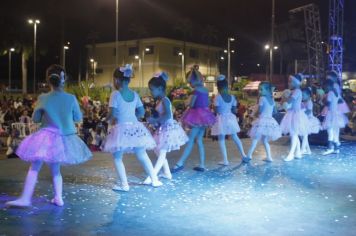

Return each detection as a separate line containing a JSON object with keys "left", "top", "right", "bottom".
{"left": 1, "top": 137, "right": 356, "bottom": 236}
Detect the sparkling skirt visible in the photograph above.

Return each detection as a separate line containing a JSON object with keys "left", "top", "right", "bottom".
{"left": 16, "top": 128, "right": 92, "bottom": 165}
{"left": 280, "top": 110, "right": 310, "bottom": 136}
{"left": 211, "top": 113, "right": 240, "bottom": 136}
{"left": 181, "top": 107, "right": 216, "bottom": 128}
{"left": 102, "top": 122, "right": 156, "bottom": 154}
{"left": 248, "top": 116, "right": 282, "bottom": 141}
{"left": 308, "top": 115, "right": 321, "bottom": 134}
{"left": 153, "top": 120, "right": 188, "bottom": 154}
{"left": 322, "top": 111, "right": 349, "bottom": 130}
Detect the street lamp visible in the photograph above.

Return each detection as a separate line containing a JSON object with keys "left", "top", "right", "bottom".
{"left": 178, "top": 52, "right": 185, "bottom": 81}
{"left": 115, "top": 0, "right": 120, "bottom": 66}
{"left": 227, "top": 37, "right": 235, "bottom": 89}
{"left": 8, "top": 48, "right": 15, "bottom": 90}
{"left": 28, "top": 19, "right": 40, "bottom": 93}
{"left": 141, "top": 47, "right": 150, "bottom": 88}
{"left": 264, "top": 44, "right": 278, "bottom": 80}
{"left": 63, "top": 45, "right": 69, "bottom": 70}
{"left": 135, "top": 55, "right": 142, "bottom": 88}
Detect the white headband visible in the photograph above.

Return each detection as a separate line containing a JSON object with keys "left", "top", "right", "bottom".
{"left": 216, "top": 75, "right": 226, "bottom": 81}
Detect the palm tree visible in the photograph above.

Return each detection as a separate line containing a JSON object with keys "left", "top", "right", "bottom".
{"left": 201, "top": 25, "right": 218, "bottom": 76}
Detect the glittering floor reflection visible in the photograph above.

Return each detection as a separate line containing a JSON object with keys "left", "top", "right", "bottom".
{"left": 1, "top": 137, "right": 356, "bottom": 235}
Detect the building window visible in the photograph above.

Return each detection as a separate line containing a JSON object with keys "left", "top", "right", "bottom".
{"left": 128, "top": 47, "right": 138, "bottom": 56}
{"left": 145, "top": 46, "right": 154, "bottom": 55}
{"left": 173, "top": 47, "right": 181, "bottom": 56}
{"left": 189, "top": 49, "right": 199, "bottom": 58}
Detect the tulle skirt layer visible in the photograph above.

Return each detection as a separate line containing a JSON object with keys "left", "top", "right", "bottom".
{"left": 181, "top": 108, "right": 216, "bottom": 128}
{"left": 308, "top": 115, "right": 321, "bottom": 134}
{"left": 322, "top": 111, "right": 349, "bottom": 130}
{"left": 153, "top": 120, "right": 188, "bottom": 153}
{"left": 16, "top": 128, "right": 92, "bottom": 165}
{"left": 280, "top": 110, "right": 310, "bottom": 136}
{"left": 248, "top": 116, "right": 282, "bottom": 141}
{"left": 211, "top": 113, "right": 240, "bottom": 136}
{"left": 102, "top": 122, "right": 156, "bottom": 154}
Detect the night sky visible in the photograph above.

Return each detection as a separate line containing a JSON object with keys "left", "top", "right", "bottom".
{"left": 1, "top": 0, "right": 355, "bottom": 85}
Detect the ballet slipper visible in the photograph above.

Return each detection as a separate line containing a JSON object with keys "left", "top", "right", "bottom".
{"left": 159, "top": 173, "right": 172, "bottom": 180}
{"left": 218, "top": 161, "right": 230, "bottom": 166}
{"left": 151, "top": 180, "right": 163, "bottom": 188}
{"left": 51, "top": 197, "right": 64, "bottom": 207}
{"left": 112, "top": 184, "right": 130, "bottom": 192}
{"left": 242, "top": 156, "right": 252, "bottom": 163}
{"left": 284, "top": 155, "right": 294, "bottom": 162}
{"left": 171, "top": 164, "right": 184, "bottom": 173}
{"left": 142, "top": 177, "right": 152, "bottom": 185}
{"left": 5, "top": 199, "right": 32, "bottom": 208}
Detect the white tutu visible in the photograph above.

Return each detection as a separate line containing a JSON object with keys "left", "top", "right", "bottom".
{"left": 211, "top": 113, "right": 240, "bottom": 136}
{"left": 248, "top": 116, "right": 282, "bottom": 141}
{"left": 16, "top": 127, "right": 92, "bottom": 165}
{"left": 280, "top": 110, "right": 310, "bottom": 136}
{"left": 308, "top": 115, "right": 321, "bottom": 134}
{"left": 153, "top": 120, "right": 188, "bottom": 154}
{"left": 322, "top": 112, "right": 349, "bottom": 130}
{"left": 102, "top": 122, "right": 156, "bottom": 154}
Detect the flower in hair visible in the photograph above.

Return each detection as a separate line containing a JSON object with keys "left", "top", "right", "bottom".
{"left": 120, "top": 64, "right": 133, "bottom": 77}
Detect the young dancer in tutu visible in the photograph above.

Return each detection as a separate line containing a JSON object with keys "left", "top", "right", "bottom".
{"left": 280, "top": 74, "right": 310, "bottom": 161}
{"left": 301, "top": 88, "right": 321, "bottom": 155}
{"left": 327, "top": 71, "right": 350, "bottom": 115}
{"left": 244, "top": 82, "right": 281, "bottom": 162}
{"left": 172, "top": 68, "right": 216, "bottom": 172}
{"left": 211, "top": 75, "right": 246, "bottom": 165}
{"left": 322, "top": 79, "right": 349, "bottom": 155}
{"left": 102, "top": 65, "right": 162, "bottom": 191}
{"left": 142, "top": 72, "right": 188, "bottom": 184}
{"left": 6, "top": 65, "right": 92, "bottom": 207}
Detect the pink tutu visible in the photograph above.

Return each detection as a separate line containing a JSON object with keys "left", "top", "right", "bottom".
{"left": 248, "top": 116, "right": 282, "bottom": 141}
{"left": 308, "top": 115, "right": 321, "bottom": 134}
{"left": 280, "top": 110, "right": 310, "bottom": 136}
{"left": 181, "top": 108, "right": 216, "bottom": 128}
{"left": 16, "top": 128, "right": 92, "bottom": 165}
{"left": 153, "top": 120, "right": 188, "bottom": 154}
{"left": 322, "top": 112, "right": 349, "bottom": 130}
{"left": 211, "top": 113, "right": 240, "bottom": 136}
{"left": 102, "top": 122, "right": 156, "bottom": 154}
{"left": 338, "top": 101, "right": 350, "bottom": 114}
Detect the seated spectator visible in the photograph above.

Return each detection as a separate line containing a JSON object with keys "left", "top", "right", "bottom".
{"left": 19, "top": 110, "right": 31, "bottom": 124}
{"left": 6, "top": 129, "right": 21, "bottom": 158}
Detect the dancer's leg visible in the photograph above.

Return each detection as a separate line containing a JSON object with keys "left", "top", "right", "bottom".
{"left": 49, "top": 163, "right": 64, "bottom": 206}
{"left": 284, "top": 134, "right": 298, "bottom": 161}
{"left": 245, "top": 138, "right": 259, "bottom": 162}
{"left": 6, "top": 161, "right": 43, "bottom": 206}
{"left": 231, "top": 133, "right": 247, "bottom": 157}
{"left": 112, "top": 151, "right": 129, "bottom": 191}
{"left": 322, "top": 128, "right": 335, "bottom": 155}
{"left": 175, "top": 127, "right": 200, "bottom": 167}
{"left": 143, "top": 150, "right": 171, "bottom": 184}
{"left": 135, "top": 148, "right": 162, "bottom": 187}
{"left": 196, "top": 127, "right": 206, "bottom": 169}
{"left": 217, "top": 135, "right": 229, "bottom": 165}
{"left": 262, "top": 136, "right": 273, "bottom": 162}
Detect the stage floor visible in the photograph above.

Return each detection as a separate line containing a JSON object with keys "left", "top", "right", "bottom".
{"left": 1, "top": 138, "right": 356, "bottom": 236}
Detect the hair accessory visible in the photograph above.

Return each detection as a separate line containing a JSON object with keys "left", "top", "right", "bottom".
{"left": 154, "top": 72, "right": 169, "bottom": 82}
{"left": 50, "top": 73, "right": 60, "bottom": 79}
{"left": 120, "top": 64, "right": 133, "bottom": 78}
{"left": 216, "top": 75, "right": 226, "bottom": 81}
{"left": 60, "top": 71, "right": 65, "bottom": 84}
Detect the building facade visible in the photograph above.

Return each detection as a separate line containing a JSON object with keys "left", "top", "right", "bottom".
{"left": 87, "top": 37, "right": 223, "bottom": 88}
